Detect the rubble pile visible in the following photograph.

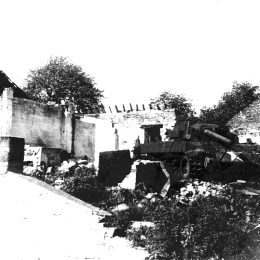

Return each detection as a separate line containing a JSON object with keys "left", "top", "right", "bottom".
{"left": 175, "top": 180, "right": 227, "bottom": 204}
{"left": 23, "top": 156, "right": 260, "bottom": 259}
{"left": 23, "top": 159, "right": 96, "bottom": 189}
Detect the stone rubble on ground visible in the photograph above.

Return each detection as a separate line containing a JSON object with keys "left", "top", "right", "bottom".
{"left": 57, "top": 160, "right": 77, "bottom": 173}
{"left": 111, "top": 203, "right": 130, "bottom": 213}
{"left": 131, "top": 221, "right": 155, "bottom": 229}
{"left": 54, "top": 178, "right": 65, "bottom": 189}
{"left": 175, "top": 179, "right": 227, "bottom": 204}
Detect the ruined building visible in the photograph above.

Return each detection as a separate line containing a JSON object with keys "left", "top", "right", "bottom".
{"left": 0, "top": 71, "right": 176, "bottom": 166}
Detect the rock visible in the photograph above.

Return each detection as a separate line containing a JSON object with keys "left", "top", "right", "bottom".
{"left": 77, "top": 159, "right": 88, "bottom": 165}
{"left": 54, "top": 179, "right": 64, "bottom": 190}
{"left": 23, "top": 166, "right": 37, "bottom": 176}
{"left": 145, "top": 193, "right": 155, "bottom": 199}
{"left": 86, "top": 162, "right": 95, "bottom": 168}
{"left": 131, "top": 221, "right": 155, "bottom": 229}
{"left": 180, "top": 187, "right": 187, "bottom": 193}
{"left": 46, "top": 167, "right": 52, "bottom": 174}
{"left": 137, "top": 203, "right": 145, "bottom": 209}
{"left": 150, "top": 197, "right": 159, "bottom": 203}
{"left": 111, "top": 203, "right": 130, "bottom": 213}
{"left": 58, "top": 161, "right": 76, "bottom": 173}
{"left": 186, "top": 184, "right": 194, "bottom": 192}
{"left": 140, "top": 198, "right": 149, "bottom": 204}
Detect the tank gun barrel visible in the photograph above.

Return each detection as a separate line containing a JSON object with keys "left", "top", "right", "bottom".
{"left": 204, "top": 129, "right": 232, "bottom": 147}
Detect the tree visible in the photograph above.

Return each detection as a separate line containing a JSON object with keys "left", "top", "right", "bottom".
{"left": 23, "top": 56, "right": 103, "bottom": 113}
{"left": 150, "top": 91, "right": 195, "bottom": 117}
{"left": 199, "top": 82, "right": 260, "bottom": 124}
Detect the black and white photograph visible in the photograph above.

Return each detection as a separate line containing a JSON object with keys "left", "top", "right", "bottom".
{"left": 0, "top": 0, "right": 260, "bottom": 259}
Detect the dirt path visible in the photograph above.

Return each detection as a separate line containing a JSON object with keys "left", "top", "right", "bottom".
{"left": 0, "top": 172, "right": 148, "bottom": 260}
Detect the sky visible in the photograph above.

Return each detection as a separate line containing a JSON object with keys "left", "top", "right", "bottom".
{"left": 1, "top": 0, "right": 260, "bottom": 113}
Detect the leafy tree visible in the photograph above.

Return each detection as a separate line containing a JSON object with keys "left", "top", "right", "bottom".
{"left": 199, "top": 82, "right": 259, "bottom": 124}
{"left": 23, "top": 56, "right": 103, "bottom": 113}
{"left": 150, "top": 91, "right": 195, "bottom": 117}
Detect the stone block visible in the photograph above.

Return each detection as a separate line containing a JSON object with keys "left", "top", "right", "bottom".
{"left": 98, "top": 150, "right": 132, "bottom": 186}
{"left": 0, "top": 136, "right": 24, "bottom": 174}
{"left": 135, "top": 161, "right": 168, "bottom": 193}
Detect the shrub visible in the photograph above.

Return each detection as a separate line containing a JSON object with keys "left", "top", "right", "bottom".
{"left": 143, "top": 191, "right": 260, "bottom": 259}
{"left": 61, "top": 165, "right": 109, "bottom": 204}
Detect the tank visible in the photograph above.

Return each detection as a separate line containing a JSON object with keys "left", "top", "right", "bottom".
{"left": 133, "top": 117, "right": 241, "bottom": 179}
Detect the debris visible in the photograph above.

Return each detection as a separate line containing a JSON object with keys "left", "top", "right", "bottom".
{"left": 241, "top": 189, "right": 259, "bottom": 196}
{"left": 23, "top": 166, "right": 36, "bottom": 176}
{"left": 98, "top": 150, "right": 132, "bottom": 186}
{"left": 244, "top": 187, "right": 260, "bottom": 195}
{"left": 57, "top": 160, "right": 76, "bottom": 174}
{"left": 118, "top": 161, "right": 137, "bottom": 190}
{"left": 111, "top": 203, "right": 130, "bottom": 213}
{"left": 145, "top": 193, "right": 154, "bottom": 200}
{"left": 135, "top": 160, "right": 169, "bottom": 195}
{"left": 177, "top": 180, "right": 227, "bottom": 203}
{"left": 54, "top": 178, "right": 64, "bottom": 189}
{"left": 46, "top": 167, "right": 52, "bottom": 174}
{"left": 77, "top": 159, "right": 89, "bottom": 165}
{"left": 131, "top": 221, "right": 155, "bottom": 229}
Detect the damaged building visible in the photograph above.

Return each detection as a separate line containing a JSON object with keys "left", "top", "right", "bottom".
{"left": 0, "top": 71, "right": 176, "bottom": 170}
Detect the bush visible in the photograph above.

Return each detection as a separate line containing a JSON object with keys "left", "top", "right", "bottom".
{"left": 61, "top": 165, "right": 109, "bottom": 204}
{"left": 142, "top": 191, "right": 260, "bottom": 259}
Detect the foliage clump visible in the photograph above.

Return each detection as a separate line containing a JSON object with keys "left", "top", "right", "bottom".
{"left": 129, "top": 189, "right": 260, "bottom": 260}
{"left": 200, "top": 82, "right": 259, "bottom": 124}
{"left": 150, "top": 91, "right": 195, "bottom": 117}
{"left": 61, "top": 165, "right": 108, "bottom": 204}
{"left": 23, "top": 56, "right": 103, "bottom": 113}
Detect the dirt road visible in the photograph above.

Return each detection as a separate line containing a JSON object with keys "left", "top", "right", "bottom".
{"left": 0, "top": 172, "right": 148, "bottom": 260}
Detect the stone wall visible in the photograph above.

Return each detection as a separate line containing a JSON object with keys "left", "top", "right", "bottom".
{"left": 74, "top": 119, "right": 95, "bottom": 160}
{"left": 82, "top": 108, "right": 176, "bottom": 166}
{"left": 99, "top": 109, "right": 176, "bottom": 149}
{"left": 11, "top": 96, "right": 65, "bottom": 149}
{"left": 0, "top": 88, "right": 96, "bottom": 162}
{"left": 228, "top": 99, "right": 260, "bottom": 144}
{"left": 0, "top": 83, "right": 176, "bottom": 165}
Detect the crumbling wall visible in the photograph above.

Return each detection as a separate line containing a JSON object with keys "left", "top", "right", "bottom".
{"left": 74, "top": 119, "right": 95, "bottom": 160}
{"left": 228, "top": 99, "right": 260, "bottom": 144}
{"left": 0, "top": 74, "right": 97, "bottom": 162}
{"left": 0, "top": 87, "right": 97, "bottom": 160}
{"left": 11, "top": 97, "right": 65, "bottom": 148}
{"left": 81, "top": 107, "right": 175, "bottom": 167}
{"left": 98, "top": 109, "right": 176, "bottom": 151}
{"left": 78, "top": 116, "right": 115, "bottom": 164}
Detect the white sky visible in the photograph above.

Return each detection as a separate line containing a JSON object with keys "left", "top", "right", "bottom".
{"left": 1, "top": 0, "right": 260, "bottom": 113}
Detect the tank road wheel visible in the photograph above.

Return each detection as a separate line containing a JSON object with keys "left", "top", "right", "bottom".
{"left": 180, "top": 156, "right": 190, "bottom": 179}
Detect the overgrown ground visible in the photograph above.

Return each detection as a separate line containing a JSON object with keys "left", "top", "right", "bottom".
{"left": 24, "top": 160, "right": 260, "bottom": 260}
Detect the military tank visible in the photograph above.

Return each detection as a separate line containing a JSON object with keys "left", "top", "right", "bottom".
{"left": 133, "top": 116, "right": 242, "bottom": 179}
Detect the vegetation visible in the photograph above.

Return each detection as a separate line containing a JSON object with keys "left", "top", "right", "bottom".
{"left": 143, "top": 191, "right": 259, "bottom": 259}
{"left": 28, "top": 162, "right": 260, "bottom": 260}
{"left": 199, "top": 82, "right": 260, "bottom": 124}
{"left": 150, "top": 91, "right": 195, "bottom": 117}
{"left": 23, "top": 56, "right": 103, "bottom": 113}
